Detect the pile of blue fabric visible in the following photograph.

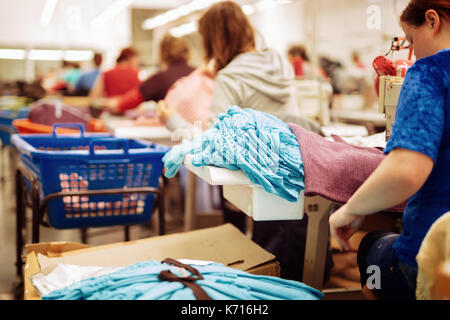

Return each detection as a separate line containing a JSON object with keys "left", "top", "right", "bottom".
{"left": 163, "top": 106, "right": 304, "bottom": 202}
{"left": 42, "top": 259, "right": 323, "bottom": 300}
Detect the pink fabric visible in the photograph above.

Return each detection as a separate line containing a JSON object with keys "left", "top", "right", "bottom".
{"left": 288, "top": 123, "right": 405, "bottom": 212}
{"left": 164, "top": 69, "right": 214, "bottom": 130}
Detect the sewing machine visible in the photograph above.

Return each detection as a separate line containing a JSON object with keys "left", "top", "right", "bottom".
{"left": 375, "top": 37, "right": 412, "bottom": 141}
{"left": 378, "top": 75, "right": 404, "bottom": 141}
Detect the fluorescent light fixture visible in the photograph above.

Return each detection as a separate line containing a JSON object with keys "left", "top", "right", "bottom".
{"left": 142, "top": 0, "right": 219, "bottom": 30}
{"left": 64, "top": 50, "right": 94, "bottom": 61}
{"left": 169, "top": 21, "right": 197, "bottom": 37}
{"left": 0, "top": 49, "right": 26, "bottom": 60}
{"left": 28, "top": 49, "right": 63, "bottom": 61}
{"left": 242, "top": 4, "right": 255, "bottom": 15}
{"left": 40, "top": 0, "right": 59, "bottom": 27}
{"left": 255, "top": 0, "right": 277, "bottom": 11}
{"left": 91, "top": 0, "right": 134, "bottom": 27}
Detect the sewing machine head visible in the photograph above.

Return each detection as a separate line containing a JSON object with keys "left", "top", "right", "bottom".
{"left": 378, "top": 75, "right": 404, "bottom": 141}
{"left": 373, "top": 37, "right": 413, "bottom": 141}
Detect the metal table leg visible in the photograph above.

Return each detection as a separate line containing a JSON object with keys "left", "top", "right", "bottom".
{"left": 124, "top": 226, "right": 130, "bottom": 241}
{"left": 31, "top": 179, "right": 41, "bottom": 243}
{"left": 0, "top": 144, "right": 6, "bottom": 184}
{"left": 184, "top": 171, "right": 197, "bottom": 232}
{"left": 15, "top": 170, "right": 25, "bottom": 277}
{"left": 158, "top": 188, "right": 165, "bottom": 235}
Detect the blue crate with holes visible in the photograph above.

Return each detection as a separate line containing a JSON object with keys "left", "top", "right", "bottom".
{"left": 11, "top": 123, "right": 170, "bottom": 229}
{"left": 0, "top": 107, "right": 29, "bottom": 146}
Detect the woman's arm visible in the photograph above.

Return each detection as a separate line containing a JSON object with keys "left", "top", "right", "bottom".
{"left": 329, "top": 148, "right": 434, "bottom": 250}
{"left": 346, "top": 148, "right": 433, "bottom": 215}
{"left": 330, "top": 58, "right": 445, "bottom": 251}
{"left": 89, "top": 74, "right": 104, "bottom": 99}
{"left": 116, "top": 88, "right": 144, "bottom": 112}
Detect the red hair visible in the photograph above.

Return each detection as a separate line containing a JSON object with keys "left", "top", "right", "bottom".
{"left": 401, "top": 0, "right": 450, "bottom": 27}
{"left": 116, "top": 47, "right": 138, "bottom": 63}
{"left": 198, "top": 1, "right": 255, "bottom": 72}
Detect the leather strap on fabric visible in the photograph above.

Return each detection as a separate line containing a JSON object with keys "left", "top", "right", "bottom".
{"left": 158, "top": 258, "right": 212, "bottom": 300}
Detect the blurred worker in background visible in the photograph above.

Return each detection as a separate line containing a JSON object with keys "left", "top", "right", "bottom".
{"left": 89, "top": 46, "right": 140, "bottom": 99}
{"left": 351, "top": 50, "right": 367, "bottom": 69}
{"left": 287, "top": 44, "right": 329, "bottom": 80}
{"left": 100, "top": 34, "right": 195, "bottom": 114}
{"left": 74, "top": 52, "right": 103, "bottom": 96}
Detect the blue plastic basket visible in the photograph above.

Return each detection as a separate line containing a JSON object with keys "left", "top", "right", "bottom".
{"left": 0, "top": 107, "right": 29, "bottom": 146}
{"left": 11, "top": 123, "right": 170, "bottom": 229}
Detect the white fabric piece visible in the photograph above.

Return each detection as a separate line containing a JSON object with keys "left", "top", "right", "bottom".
{"left": 338, "top": 132, "right": 387, "bottom": 148}
{"left": 31, "top": 263, "right": 122, "bottom": 297}
{"left": 324, "top": 132, "right": 387, "bottom": 149}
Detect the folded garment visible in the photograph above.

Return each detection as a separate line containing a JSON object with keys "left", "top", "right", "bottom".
{"left": 163, "top": 106, "right": 305, "bottom": 202}
{"left": 42, "top": 259, "right": 323, "bottom": 300}
{"left": 288, "top": 123, "right": 405, "bottom": 212}
{"left": 29, "top": 101, "right": 92, "bottom": 127}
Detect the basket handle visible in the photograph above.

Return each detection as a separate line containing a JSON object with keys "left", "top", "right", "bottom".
{"left": 89, "top": 138, "right": 130, "bottom": 156}
{"left": 52, "top": 123, "right": 85, "bottom": 137}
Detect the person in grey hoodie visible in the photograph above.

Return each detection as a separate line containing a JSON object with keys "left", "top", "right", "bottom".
{"left": 157, "top": 2, "right": 320, "bottom": 135}
{"left": 158, "top": 1, "right": 331, "bottom": 283}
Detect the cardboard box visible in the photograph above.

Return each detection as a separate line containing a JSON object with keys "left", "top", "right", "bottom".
{"left": 24, "top": 224, "right": 279, "bottom": 300}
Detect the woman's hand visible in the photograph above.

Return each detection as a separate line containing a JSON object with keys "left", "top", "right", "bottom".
{"left": 329, "top": 205, "right": 365, "bottom": 252}
{"left": 103, "top": 97, "right": 119, "bottom": 113}
{"left": 91, "top": 97, "right": 119, "bottom": 114}
{"left": 156, "top": 100, "right": 175, "bottom": 124}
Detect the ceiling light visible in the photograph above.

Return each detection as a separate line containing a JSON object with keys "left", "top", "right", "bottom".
{"left": 28, "top": 50, "right": 63, "bottom": 61}
{"left": 242, "top": 5, "right": 255, "bottom": 15}
{"left": 91, "top": 0, "right": 134, "bottom": 28}
{"left": 255, "top": 0, "right": 277, "bottom": 11}
{"left": 142, "top": 0, "right": 219, "bottom": 30}
{"left": 169, "top": 21, "right": 198, "bottom": 37}
{"left": 64, "top": 50, "right": 94, "bottom": 61}
{"left": 0, "top": 49, "right": 26, "bottom": 60}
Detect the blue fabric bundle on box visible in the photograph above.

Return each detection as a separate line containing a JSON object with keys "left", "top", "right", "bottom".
{"left": 162, "top": 106, "right": 304, "bottom": 202}
{"left": 42, "top": 259, "right": 323, "bottom": 300}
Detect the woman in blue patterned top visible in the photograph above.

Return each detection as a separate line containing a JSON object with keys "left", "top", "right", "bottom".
{"left": 329, "top": 0, "right": 450, "bottom": 300}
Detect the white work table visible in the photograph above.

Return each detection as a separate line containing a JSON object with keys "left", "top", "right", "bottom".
{"left": 182, "top": 154, "right": 336, "bottom": 291}
{"left": 331, "top": 109, "right": 387, "bottom": 127}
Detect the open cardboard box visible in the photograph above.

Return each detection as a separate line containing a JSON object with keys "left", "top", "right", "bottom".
{"left": 24, "top": 224, "right": 279, "bottom": 300}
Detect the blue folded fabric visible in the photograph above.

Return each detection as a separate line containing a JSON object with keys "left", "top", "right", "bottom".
{"left": 42, "top": 260, "right": 323, "bottom": 300}
{"left": 162, "top": 106, "right": 304, "bottom": 202}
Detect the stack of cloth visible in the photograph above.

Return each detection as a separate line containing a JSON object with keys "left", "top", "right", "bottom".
{"left": 288, "top": 123, "right": 405, "bottom": 211}
{"left": 163, "top": 106, "right": 405, "bottom": 211}
{"left": 28, "top": 100, "right": 92, "bottom": 127}
{"left": 163, "top": 106, "right": 305, "bottom": 202}
{"left": 37, "top": 258, "right": 323, "bottom": 300}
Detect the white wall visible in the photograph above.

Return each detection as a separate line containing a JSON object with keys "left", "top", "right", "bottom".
{"left": 248, "top": 0, "right": 306, "bottom": 56}
{"left": 245, "top": 0, "right": 411, "bottom": 68}
{"left": 314, "top": 0, "right": 411, "bottom": 67}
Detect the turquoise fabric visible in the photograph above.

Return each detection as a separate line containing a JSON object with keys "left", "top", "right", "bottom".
{"left": 42, "top": 260, "right": 323, "bottom": 300}
{"left": 163, "top": 106, "right": 305, "bottom": 202}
